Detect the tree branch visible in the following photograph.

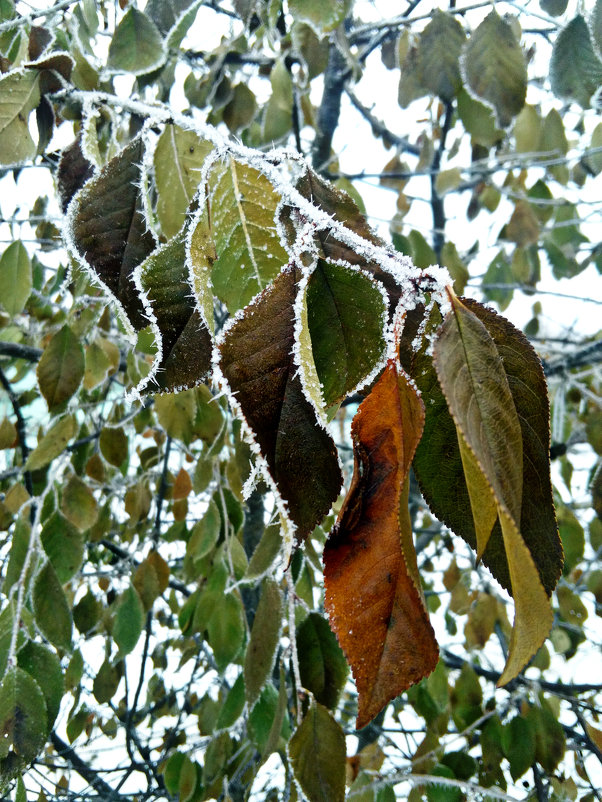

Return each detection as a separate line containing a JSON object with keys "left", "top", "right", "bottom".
{"left": 442, "top": 649, "right": 602, "bottom": 695}
{"left": 0, "top": 365, "right": 33, "bottom": 497}
{"left": 311, "top": 42, "right": 348, "bottom": 173}
{"left": 345, "top": 88, "right": 420, "bottom": 155}
{"left": 50, "top": 732, "right": 118, "bottom": 799}
{"left": 0, "top": 342, "right": 42, "bottom": 362}
{"left": 543, "top": 339, "right": 602, "bottom": 377}
{"left": 430, "top": 101, "right": 454, "bottom": 260}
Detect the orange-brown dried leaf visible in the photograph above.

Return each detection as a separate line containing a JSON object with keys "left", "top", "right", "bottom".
{"left": 324, "top": 360, "right": 438, "bottom": 729}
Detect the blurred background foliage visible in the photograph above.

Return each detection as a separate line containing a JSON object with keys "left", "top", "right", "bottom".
{"left": 0, "top": 0, "right": 601, "bottom": 800}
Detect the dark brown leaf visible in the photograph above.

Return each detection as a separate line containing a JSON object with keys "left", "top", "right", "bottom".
{"left": 219, "top": 267, "right": 342, "bottom": 541}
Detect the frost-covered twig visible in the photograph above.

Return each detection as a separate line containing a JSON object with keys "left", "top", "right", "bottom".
{"left": 0, "top": 0, "right": 78, "bottom": 33}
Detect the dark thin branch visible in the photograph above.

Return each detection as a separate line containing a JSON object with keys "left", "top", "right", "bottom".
{"left": 430, "top": 101, "right": 454, "bottom": 260}
{"left": 543, "top": 340, "right": 602, "bottom": 377}
{"left": 0, "top": 0, "right": 77, "bottom": 33}
{"left": 154, "top": 435, "right": 172, "bottom": 540}
{"left": 571, "top": 703, "right": 602, "bottom": 765}
{"left": 49, "top": 732, "right": 118, "bottom": 799}
{"left": 442, "top": 649, "right": 602, "bottom": 695}
{"left": 100, "top": 538, "right": 191, "bottom": 597}
{"left": 0, "top": 364, "right": 33, "bottom": 497}
{"left": 532, "top": 762, "right": 548, "bottom": 802}
{"left": 345, "top": 88, "right": 420, "bottom": 155}
{"left": 311, "top": 41, "right": 348, "bottom": 173}
{"left": 0, "top": 341, "right": 43, "bottom": 362}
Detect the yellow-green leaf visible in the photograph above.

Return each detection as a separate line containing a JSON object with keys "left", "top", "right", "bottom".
{"left": 24, "top": 414, "right": 77, "bottom": 471}
{"left": 462, "top": 11, "right": 527, "bottom": 126}
{"left": 33, "top": 561, "right": 73, "bottom": 651}
{"left": 107, "top": 7, "right": 166, "bottom": 75}
{"left": 0, "top": 241, "right": 31, "bottom": 316}
{"left": 289, "top": 700, "right": 346, "bottom": 802}
{"left": 433, "top": 292, "right": 553, "bottom": 683}
{"left": 0, "top": 70, "right": 40, "bottom": 166}
{"left": 113, "top": 585, "right": 144, "bottom": 656}
{"left": 154, "top": 125, "right": 212, "bottom": 239}
{"left": 244, "top": 578, "right": 283, "bottom": 706}
{"left": 205, "top": 156, "right": 288, "bottom": 313}
{"left": 37, "top": 325, "right": 85, "bottom": 413}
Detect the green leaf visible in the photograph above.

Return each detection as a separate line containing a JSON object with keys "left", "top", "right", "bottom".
{"left": 61, "top": 475, "right": 98, "bottom": 532}
{"left": 462, "top": 11, "right": 527, "bottom": 126}
{"left": 592, "top": 0, "right": 602, "bottom": 59}
{"left": 426, "top": 765, "right": 462, "bottom": 802}
{"left": 17, "top": 641, "right": 63, "bottom": 729}
{"left": 483, "top": 250, "right": 514, "bottom": 310}
{"left": 24, "top": 414, "right": 77, "bottom": 471}
{"left": 245, "top": 523, "right": 283, "bottom": 580}
{"left": 92, "top": 659, "right": 121, "bottom": 704}
{"left": 204, "top": 155, "right": 289, "bottom": 314}
{"left": 215, "top": 673, "right": 245, "bottom": 730}
{"left": 260, "top": 663, "right": 288, "bottom": 760}
{"left": 207, "top": 592, "right": 245, "bottom": 672}
{"left": 154, "top": 125, "right": 212, "bottom": 239}
{"left": 539, "top": 0, "right": 568, "bottom": 14}
{"left": 36, "top": 325, "right": 84, "bottom": 413}
{"left": 113, "top": 585, "right": 144, "bottom": 656}
{"left": 296, "top": 613, "right": 348, "bottom": 710}
{"left": 33, "top": 561, "right": 73, "bottom": 651}
{"left": 513, "top": 105, "right": 542, "bottom": 154}
{"left": 99, "top": 427, "right": 128, "bottom": 467}
{"left": 0, "top": 667, "right": 47, "bottom": 774}
{"left": 414, "top": 299, "right": 562, "bottom": 598}
{"left": 0, "top": 241, "right": 31, "bottom": 316}
{"left": 289, "top": 700, "right": 346, "bottom": 802}
{"left": 280, "top": 166, "right": 400, "bottom": 311}
{"left": 136, "top": 232, "right": 212, "bottom": 392}
{"left": 69, "top": 137, "right": 156, "bottom": 334}
{"left": 73, "top": 589, "right": 101, "bottom": 635}
{"left": 303, "top": 261, "right": 387, "bottom": 407}
{"left": 218, "top": 267, "right": 342, "bottom": 542}
{"left": 223, "top": 82, "right": 257, "bottom": 133}
{"left": 287, "top": 0, "right": 347, "bottom": 36}
{"left": 501, "top": 715, "right": 535, "bottom": 780}
{"left": 244, "top": 578, "right": 282, "bottom": 706}
{"left": 248, "top": 683, "right": 288, "bottom": 753}
{"left": 262, "top": 58, "right": 293, "bottom": 143}
{"left": 154, "top": 390, "right": 196, "bottom": 444}
{"left": 527, "top": 701, "right": 566, "bottom": 772}
{"left": 550, "top": 15, "right": 602, "bottom": 107}
{"left": 432, "top": 293, "right": 555, "bottom": 683}
{"left": 0, "top": 70, "right": 40, "bottom": 166}
{"left": 414, "top": 10, "right": 465, "bottom": 101}
{"left": 107, "top": 7, "right": 166, "bottom": 74}
{"left": 456, "top": 88, "right": 503, "bottom": 148}
{"left": 4, "top": 519, "right": 37, "bottom": 597}
{"left": 145, "top": 0, "right": 195, "bottom": 35}
{"left": 41, "top": 511, "right": 84, "bottom": 583}
{"left": 186, "top": 499, "right": 221, "bottom": 567}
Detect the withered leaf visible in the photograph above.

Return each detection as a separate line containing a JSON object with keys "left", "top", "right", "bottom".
{"left": 218, "top": 267, "right": 342, "bottom": 541}
{"left": 136, "top": 231, "right": 211, "bottom": 392}
{"left": 279, "top": 166, "right": 402, "bottom": 313}
{"left": 69, "top": 136, "right": 156, "bottom": 331}
{"left": 57, "top": 135, "right": 94, "bottom": 214}
{"left": 324, "top": 360, "right": 438, "bottom": 729}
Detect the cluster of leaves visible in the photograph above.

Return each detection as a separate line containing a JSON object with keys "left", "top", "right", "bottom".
{"left": 0, "top": 1, "right": 600, "bottom": 801}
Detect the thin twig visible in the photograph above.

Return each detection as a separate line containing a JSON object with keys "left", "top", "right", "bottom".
{"left": 49, "top": 732, "right": 118, "bottom": 799}
{"left": 0, "top": 0, "right": 79, "bottom": 33}
{"left": 0, "top": 364, "right": 33, "bottom": 497}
